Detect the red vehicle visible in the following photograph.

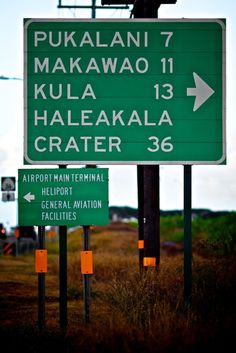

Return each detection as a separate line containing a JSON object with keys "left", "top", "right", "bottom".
{"left": 0, "top": 223, "right": 7, "bottom": 239}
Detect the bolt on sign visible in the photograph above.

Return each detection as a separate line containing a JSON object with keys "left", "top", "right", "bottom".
{"left": 24, "top": 19, "right": 226, "bottom": 165}
{"left": 18, "top": 168, "right": 109, "bottom": 226}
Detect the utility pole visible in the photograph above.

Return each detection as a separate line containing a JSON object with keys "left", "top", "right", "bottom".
{"left": 59, "top": 165, "right": 68, "bottom": 330}
{"left": 133, "top": 0, "right": 177, "bottom": 269}
{"left": 57, "top": 0, "right": 131, "bottom": 15}
{"left": 92, "top": 0, "right": 96, "bottom": 18}
{"left": 133, "top": 0, "right": 160, "bottom": 270}
{"left": 184, "top": 165, "right": 192, "bottom": 305}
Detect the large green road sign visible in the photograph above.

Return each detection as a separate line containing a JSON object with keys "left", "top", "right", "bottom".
{"left": 18, "top": 168, "right": 109, "bottom": 226}
{"left": 24, "top": 19, "right": 226, "bottom": 165}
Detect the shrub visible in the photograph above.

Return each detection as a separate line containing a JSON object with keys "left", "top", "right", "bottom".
{"left": 203, "top": 213, "right": 236, "bottom": 254}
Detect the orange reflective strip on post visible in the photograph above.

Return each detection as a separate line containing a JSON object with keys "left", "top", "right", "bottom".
{"left": 35, "top": 249, "right": 47, "bottom": 273}
{"left": 14, "top": 228, "right": 20, "bottom": 239}
{"left": 48, "top": 230, "right": 56, "bottom": 238}
{"left": 81, "top": 251, "right": 93, "bottom": 274}
{"left": 138, "top": 240, "right": 144, "bottom": 249}
{"left": 143, "top": 257, "right": 156, "bottom": 267}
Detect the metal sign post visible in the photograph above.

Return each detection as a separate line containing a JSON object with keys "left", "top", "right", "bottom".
{"left": 184, "top": 165, "right": 192, "bottom": 305}
{"left": 82, "top": 225, "right": 91, "bottom": 323}
{"left": 59, "top": 224, "right": 67, "bottom": 329}
{"left": 59, "top": 164, "right": 67, "bottom": 330}
{"left": 135, "top": 0, "right": 161, "bottom": 271}
{"left": 37, "top": 226, "right": 46, "bottom": 330}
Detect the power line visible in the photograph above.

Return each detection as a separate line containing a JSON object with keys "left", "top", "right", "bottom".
{"left": 0, "top": 75, "right": 22, "bottom": 81}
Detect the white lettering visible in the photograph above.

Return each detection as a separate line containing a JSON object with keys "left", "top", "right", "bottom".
{"left": 52, "top": 58, "right": 66, "bottom": 73}
{"left": 34, "top": 31, "right": 148, "bottom": 48}
{"left": 50, "top": 84, "right": 62, "bottom": 99}
{"left": 158, "top": 110, "right": 173, "bottom": 126}
{"left": 68, "top": 111, "right": 79, "bottom": 126}
{"left": 35, "top": 136, "right": 46, "bottom": 152}
{"left": 81, "top": 110, "right": 93, "bottom": 126}
{"left": 50, "top": 111, "right": 65, "bottom": 125}
{"left": 80, "top": 32, "right": 94, "bottom": 47}
{"left": 110, "top": 32, "right": 125, "bottom": 47}
{"left": 34, "top": 83, "right": 96, "bottom": 100}
{"left": 80, "top": 136, "right": 92, "bottom": 152}
{"left": 70, "top": 57, "right": 82, "bottom": 73}
{"left": 33, "top": 109, "right": 169, "bottom": 127}
{"left": 127, "top": 111, "right": 142, "bottom": 125}
{"left": 34, "top": 110, "right": 47, "bottom": 126}
{"left": 65, "top": 137, "right": 80, "bottom": 152}
{"left": 81, "top": 84, "right": 96, "bottom": 99}
{"left": 34, "top": 84, "right": 46, "bottom": 99}
{"left": 34, "top": 57, "right": 148, "bottom": 74}
{"left": 136, "top": 57, "right": 148, "bottom": 73}
{"left": 34, "top": 31, "right": 47, "bottom": 47}
{"left": 112, "top": 111, "right": 125, "bottom": 126}
{"left": 95, "top": 137, "right": 106, "bottom": 152}
{"left": 102, "top": 58, "right": 117, "bottom": 73}
{"left": 144, "top": 110, "right": 155, "bottom": 126}
{"left": 96, "top": 32, "right": 108, "bottom": 47}
{"left": 49, "top": 31, "right": 61, "bottom": 47}
{"left": 109, "top": 137, "right": 121, "bottom": 152}
{"left": 50, "top": 137, "right": 62, "bottom": 152}
{"left": 85, "top": 58, "right": 100, "bottom": 73}
{"left": 34, "top": 57, "right": 49, "bottom": 73}
{"left": 33, "top": 136, "right": 122, "bottom": 153}
{"left": 96, "top": 111, "right": 110, "bottom": 126}
{"left": 64, "top": 31, "right": 76, "bottom": 47}
{"left": 119, "top": 58, "right": 134, "bottom": 73}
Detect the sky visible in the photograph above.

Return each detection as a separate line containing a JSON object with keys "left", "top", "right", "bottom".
{"left": 0, "top": 0, "right": 236, "bottom": 228}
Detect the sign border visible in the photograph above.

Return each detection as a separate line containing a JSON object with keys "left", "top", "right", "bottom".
{"left": 18, "top": 167, "right": 109, "bottom": 226}
{"left": 24, "top": 18, "right": 226, "bottom": 165}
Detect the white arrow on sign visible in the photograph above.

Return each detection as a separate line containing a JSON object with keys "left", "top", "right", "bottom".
{"left": 187, "top": 72, "right": 215, "bottom": 112}
{"left": 23, "top": 192, "right": 35, "bottom": 203}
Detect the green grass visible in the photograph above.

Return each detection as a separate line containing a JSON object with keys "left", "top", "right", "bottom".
{"left": 0, "top": 219, "right": 236, "bottom": 352}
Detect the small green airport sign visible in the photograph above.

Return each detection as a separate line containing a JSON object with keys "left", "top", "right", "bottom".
{"left": 18, "top": 168, "right": 109, "bottom": 226}
{"left": 24, "top": 19, "right": 226, "bottom": 165}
